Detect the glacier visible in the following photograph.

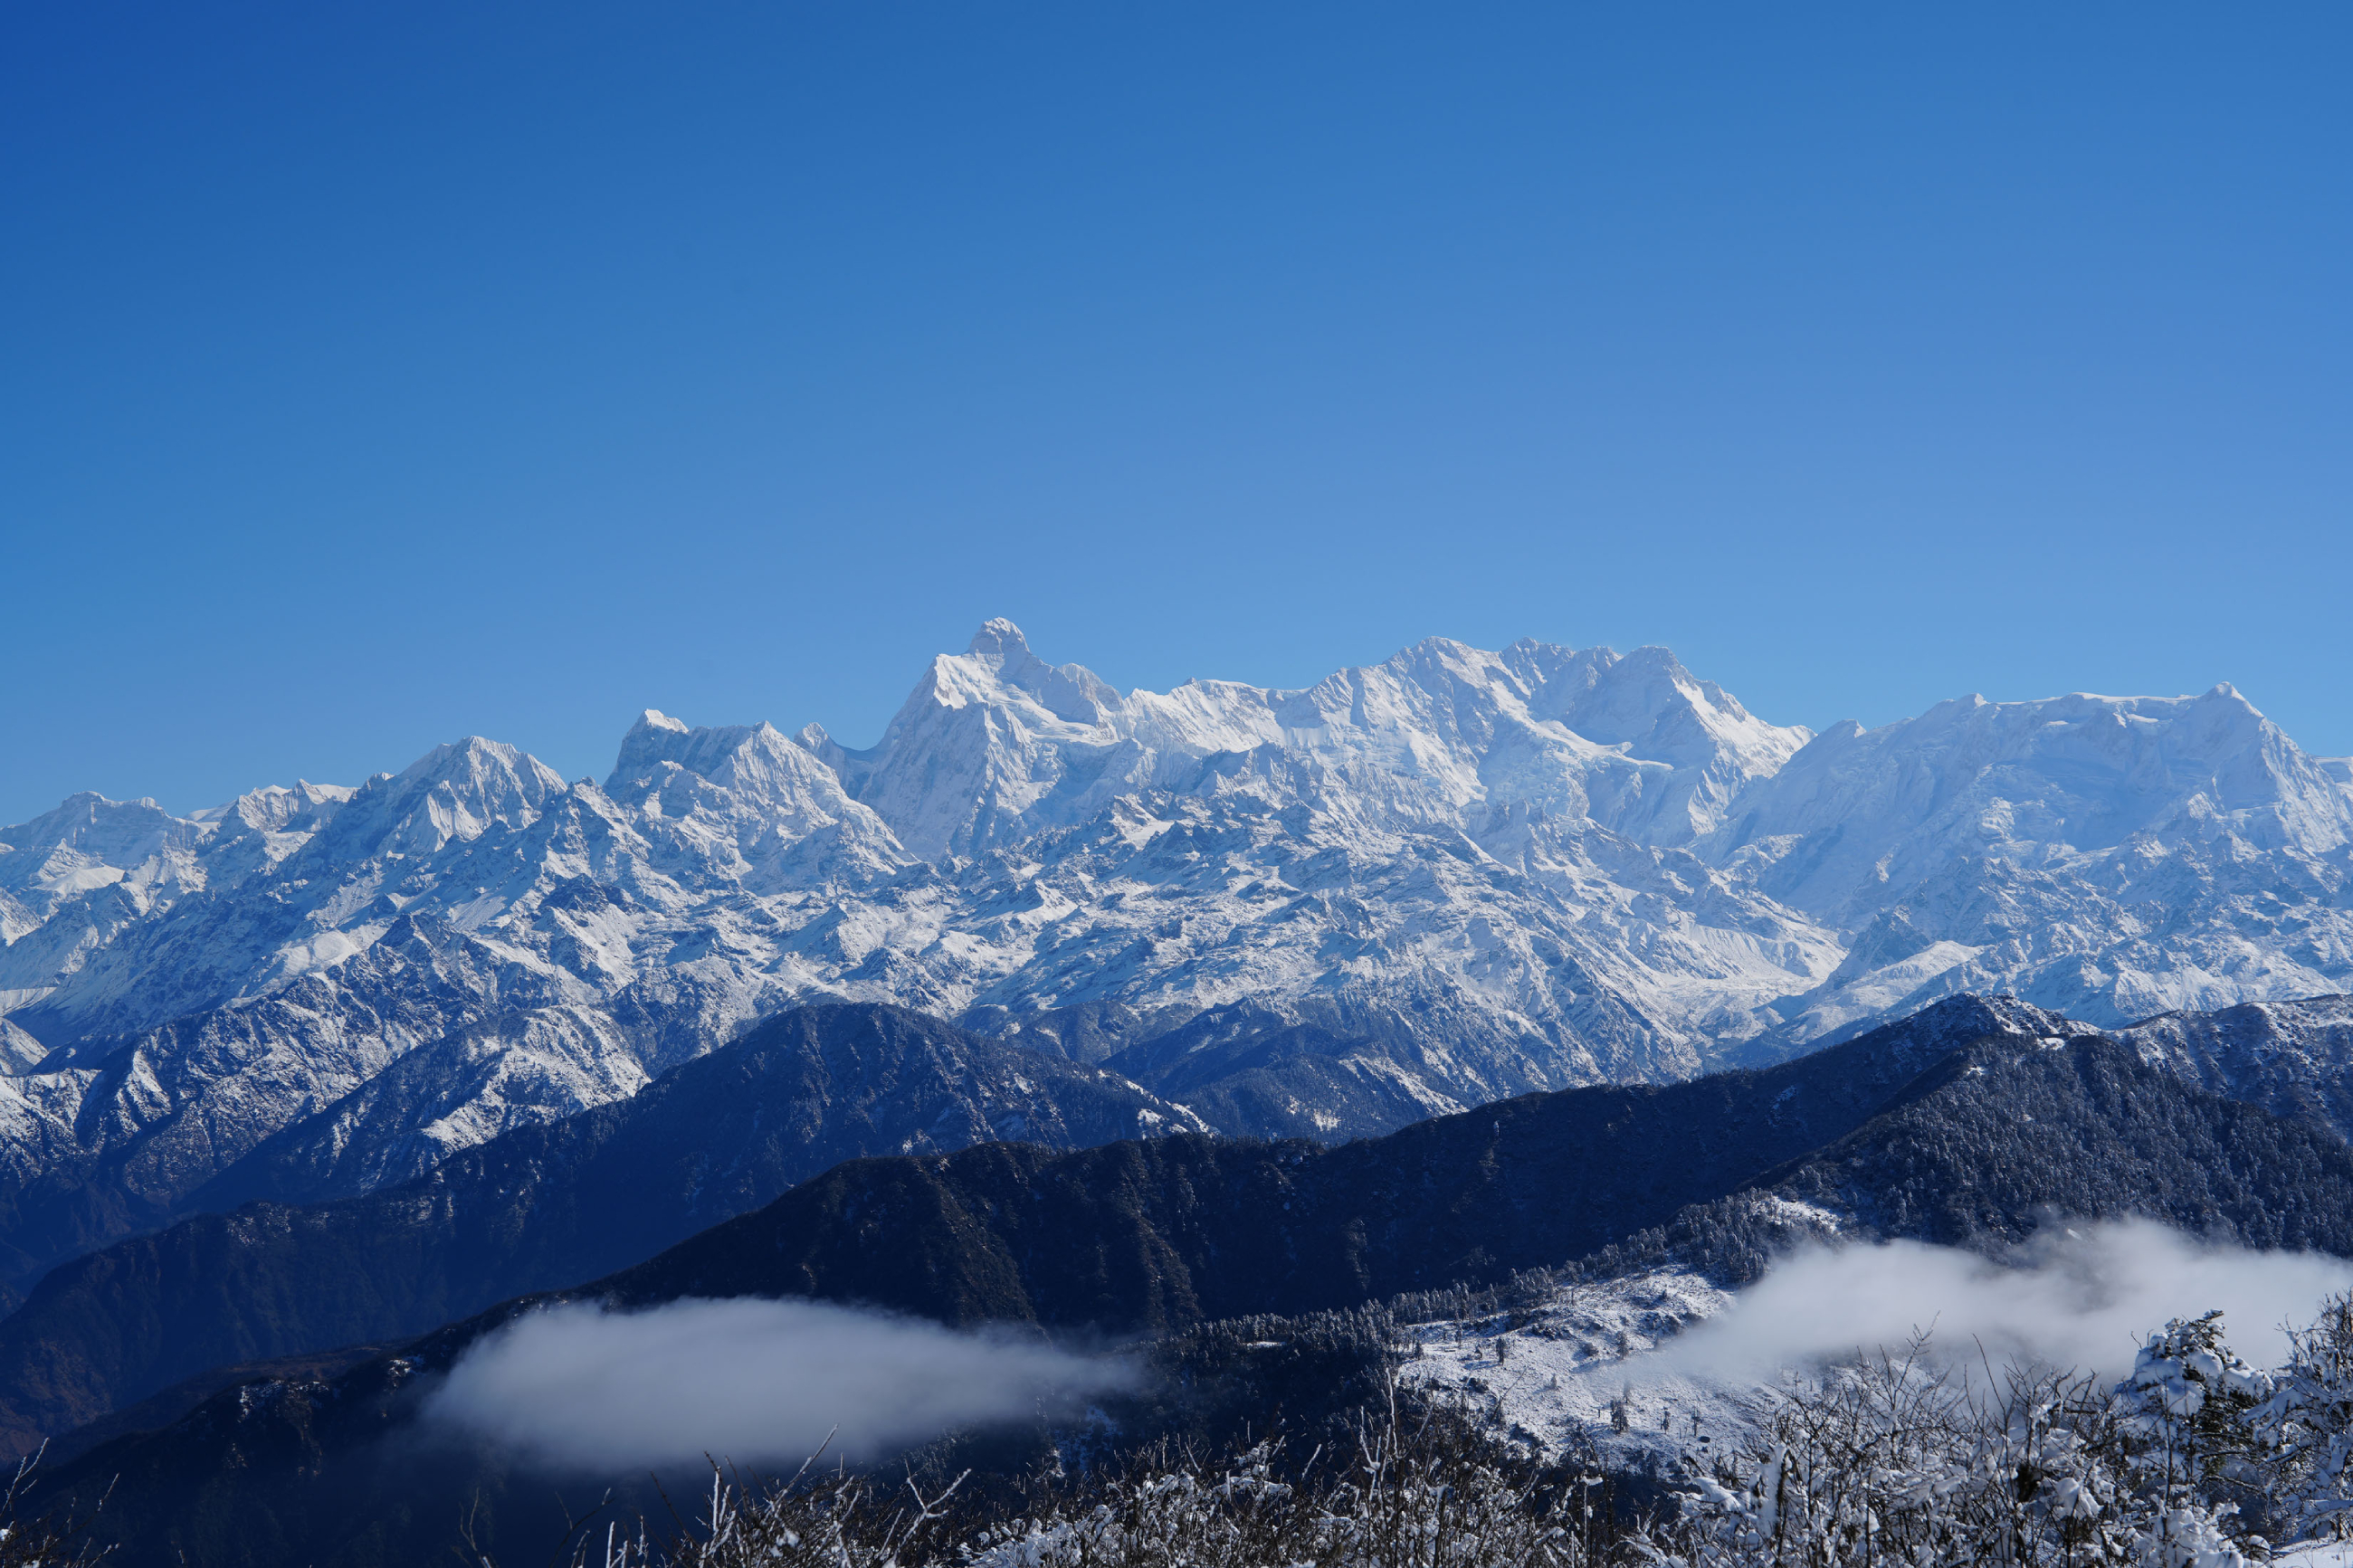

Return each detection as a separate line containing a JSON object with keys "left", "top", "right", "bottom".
{"left": 0, "top": 620, "right": 2347, "bottom": 1298}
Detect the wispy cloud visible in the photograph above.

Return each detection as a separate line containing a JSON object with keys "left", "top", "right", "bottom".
{"left": 1662, "top": 1219, "right": 2353, "bottom": 1381}
{"left": 423, "top": 1297, "right": 1135, "bottom": 1474}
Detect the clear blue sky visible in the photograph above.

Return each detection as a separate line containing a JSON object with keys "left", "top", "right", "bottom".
{"left": 5, "top": 3, "right": 2349, "bottom": 822}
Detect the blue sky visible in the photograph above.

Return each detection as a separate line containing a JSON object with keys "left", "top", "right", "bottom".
{"left": 5, "top": 3, "right": 2348, "bottom": 822}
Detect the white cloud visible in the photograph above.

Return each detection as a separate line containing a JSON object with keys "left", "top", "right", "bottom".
{"left": 1662, "top": 1219, "right": 2353, "bottom": 1382}
{"left": 423, "top": 1297, "right": 1135, "bottom": 1474}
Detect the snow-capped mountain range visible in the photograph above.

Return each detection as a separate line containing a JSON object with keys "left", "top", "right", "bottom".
{"left": 0, "top": 622, "right": 2348, "bottom": 1294}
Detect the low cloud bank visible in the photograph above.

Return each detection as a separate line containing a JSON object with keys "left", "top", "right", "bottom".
{"left": 1662, "top": 1220, "right": 2353, "bottom": 1383}
{"left": 423, "top": 1297, "right": 1135, "bottom": 1473}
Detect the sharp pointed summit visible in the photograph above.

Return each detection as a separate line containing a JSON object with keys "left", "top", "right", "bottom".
{"left": 966, "top": 616, "right": 1031, "bottom": 660}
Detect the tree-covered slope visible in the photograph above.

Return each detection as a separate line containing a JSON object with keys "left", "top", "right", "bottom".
{"left": 0, "top": 995, "right": 2064, "bottom": 1459}
{"left": 1771, "top": 1032, "right": 2353, "bottom": 1250}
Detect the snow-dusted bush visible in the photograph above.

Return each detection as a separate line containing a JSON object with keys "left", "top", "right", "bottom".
{"left": 1663, "top": 1313, "right": 2301, "bottom": 1566}
{"left": 1670, "top": 1340, "right": 2144, "bottom": 1566}
{"left": 2262, "top": 1292, "right": 2353, "bottom": 1543}
{"left": 955, "top": 1418, "right": 1600, "bottom": 1568}
{"left": 573, "top": 1400, "right": 1640, "bottom": 1568}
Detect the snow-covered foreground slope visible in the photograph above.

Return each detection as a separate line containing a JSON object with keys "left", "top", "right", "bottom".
{"left": 0, "top": 621, "right": 2348, "bottom": 1292}
{"left": 1400, "top": 1266, "right": 1756, "bottom": 1473}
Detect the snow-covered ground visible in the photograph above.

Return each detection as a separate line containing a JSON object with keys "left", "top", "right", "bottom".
{"left": 2274, "top": 1546, "right": 2353, "bottom": 1566}
{"left": 1396, "top": 1267, "right": 1768, "bottom": 1472}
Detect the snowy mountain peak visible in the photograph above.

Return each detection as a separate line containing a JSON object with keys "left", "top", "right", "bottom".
{"left": 602, "top": 709, "right": 911, "bottom": 890}
{"left": 1521, "top": 641, "right": 1811, "bottom": 783}
{"left": 1, "top": 792, "right": 185, "bottom": 860}
{"left": 200, "top": 780, "right": 356, "bottom": 833}
{"left": 939, "top": 618, "right": 1120, "bottom": 726}
{"left": 612, "top": 708, "right": 709, "bottom": 779}
{"left": 260, "top": 735, "right": 574, "bottom": 870}
{"left": 966, "top": 616, "right": 1031, "bottom": 659}
{"left": 390, "top": 735, "right": 566, "bottom": 800}
{"left": 1712, "top": 682, "right": 2353, "bottom": 1041}
{"left": 1725, "top": 682, "right": 2353, "bottom": 909}
{"left": 1, "top": 626, "right": 2348, "bottom": 1260}
{"left": 819, "top": 624, "right": 1139, "bottom": 859}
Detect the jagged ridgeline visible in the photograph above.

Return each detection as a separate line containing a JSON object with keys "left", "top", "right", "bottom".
{"left": 0, "top": 623, "right": 2347, "bottom": 1317}
{"left": 27, "top": 994, "right": 2353, "bottom": 1568}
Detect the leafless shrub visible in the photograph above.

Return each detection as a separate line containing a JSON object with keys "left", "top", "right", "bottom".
{"left": 564, "top": 1392, "right": 1653, "bottom": 1568}
{"left": 0, "top": 1448, "right": 110, "bottom": 1568}
{"left": 1671, "top": 1320, "right": 2278, "bottom": 1567}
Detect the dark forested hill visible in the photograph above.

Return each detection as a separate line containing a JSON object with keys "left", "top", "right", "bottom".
{"left": 595, "top": 1029, "right": 2353, "bottom": 1328}
{"left": 0, "top": 995, "right": 2062, "bottom": 1459}
{"left": 1769, "top": 1034, "right": 2353, "bottom": 1250}
{"left": 0, "top": 1003, "right": 1198, "bottom": 1456}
